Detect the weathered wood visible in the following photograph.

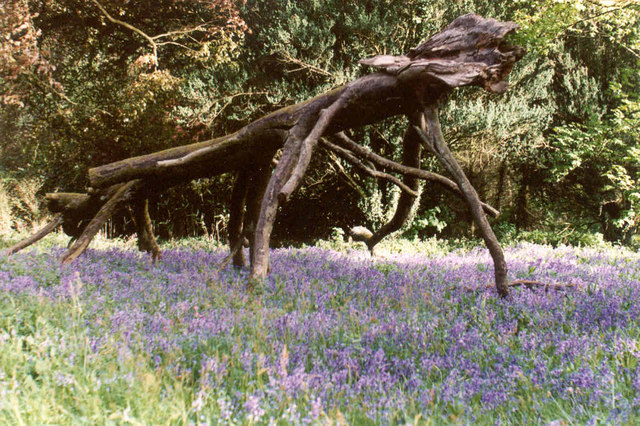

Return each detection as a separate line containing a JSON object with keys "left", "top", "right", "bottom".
{"left": 46, "top": 193, "right": 91, "bottom": 213}
{"left": 229, "top": 170, "right": 250, "bottom": 268}
{"left": 133, "top": 199, "right": 161, "bottom": 261}
{"left": 89, "top": 12, "right": 524, "bottom": 191}
{"left": 508, "top": 280, "right": 576, "bottom": 291}
{"left": 88, "top": 75, "right": 418, "bottom": 189}
{"left": 362, "top": 14, "right": 524, "bottom": 94}
{"left": 320, "top": 139, "right": 420, "bottom": 197}
{"left": 328, "top": 132, "right": 499, "bottom": 217}
{"left": 24, "top": 14, "right": 524, "bottom": 297}
{"left": 364, "top": 113, "right": 423, "bottom": 253}
{"left": 416, "top": 108, "right": 509, "bottom": 297}
{"left": 279, "top": 89, "right": 351, "bottom": 203}
{"left": 250, "top": 122, "right": 312, "bottom": 281}
{"left": 3, "top": 214, "right": 63, "bottom": 255}
{"left": 60, "top": 180, "right": 140, "bottom": 265}
{"left": 245, "top": 163, "right": 273, "bottom": 267}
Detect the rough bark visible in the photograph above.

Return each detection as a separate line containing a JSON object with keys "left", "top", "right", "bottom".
{"left": 60, "top": 180, "right": 140, "bottom": 265}
{"left": 320, "top": 139, "right": 420, "bottom": 197}
{"left": 133, "top": 199, "right": 161, "bottom": 261}
{"left": 229, "top": 170, "right": 250, "bottom": 268}
{"left": 364, "top": 113, "right": 423, "bottom": 253}
{"left": 415, "top": 108, "right": 509, "bottom": 297}
{"left": 249, "top": 123, "right": 311, "bottom": 280}
{"left": 245, "top": 163, "right": 273, "bottom": 267}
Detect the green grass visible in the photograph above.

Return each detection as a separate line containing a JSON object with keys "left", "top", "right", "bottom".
{"left": 1, "top": 234, "right": 639, "bottom": 424}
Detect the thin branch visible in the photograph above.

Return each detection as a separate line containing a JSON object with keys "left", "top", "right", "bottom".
{"left": 330, "top": 132, "right": 499, "bottom": 217}
{"left": 552, "top": 1, "right": 639, "bottom": 42}
{"left": 200, "top": 92, "right": 268, "bottom": 126}
{"left": 27, "top": 74, "right": 113, "bottom": 117}
{"left": 326, "top": 151, "right": 366, "bottom": 197}
{"left": 320, "top": 139, "right": 420, "bottom": 197}
{"left": 155, "top": 41, "right": 198, "bottom": 52}
{"left": 566, "top": 30, "right": 640, "bottom": 59}
{"left": 278, "top": 53, "right": 333, "bottom": 77}
{"left": 151, "top": 24, "right": 209, "bottom": 41}
{"left": 91, "top": 0, "right": 158, "bottom": 65}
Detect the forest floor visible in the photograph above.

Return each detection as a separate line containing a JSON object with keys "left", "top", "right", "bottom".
{"left": 0, "top": 234, "right": 639, "bottom": 424}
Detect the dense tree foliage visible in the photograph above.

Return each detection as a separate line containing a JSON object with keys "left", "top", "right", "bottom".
{"left": 1, "top": 0, "right": 638, "bottom": 245}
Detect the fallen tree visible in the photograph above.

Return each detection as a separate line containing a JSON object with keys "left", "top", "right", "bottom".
{"left": 7, "top": 13, "right": 526, "bottom": 297}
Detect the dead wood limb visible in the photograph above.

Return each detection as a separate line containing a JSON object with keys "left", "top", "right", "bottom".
{"left": 417, "top": 108, "right": 509, "bottom": 297}
{"left": 365, "top": 115, "right": 423, "bottom": 253}
{"left": 320, "top": 139, "right": 420, "bottom": 197}
{"left": 133, "top": 199, "right": 161, "bottom": 261}
{"left": 215, "top": 242, "right": 244, "bottom": 274}
{"left": 245, "top": 163, "right": 273, "bottom": 267}
{"left": 60, "top": 180, "right": 140, "bottom": 265}
{"left": 250, "top": 124, "right": 311, "bottom": 281}
{"left": 34, "top": 14, "right": 525, "bottom": 290}
{"left": 508, "top": 280, "right": 577, "bottom": 291}
{"left": 468, "top": 280, "right": 577, "bottom": 293}
{"left": 329, "top": 132, "right": 499, "bottom": 217}
{"left": 229, "top": 170, "right": 250, "bottom": 268}
{"left": 87, "top": 72, "right": 415, "bottom": 190}
{"left": 279, "top": 93, "right": 350, "bottom": 203}
{"left": 46, "top": 193, "right": 91, "bottom": 213}
{"left": 88, "top": 128, "right": 288, "bottom": 189}
{"left": 47, "top": 185, "right": 129, "bottom": 240}
{"left": 4, "top": 214, "right": 63, "bottom": 256}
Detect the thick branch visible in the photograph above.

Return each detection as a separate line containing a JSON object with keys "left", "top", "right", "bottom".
{"left": 133, "top": 199, "right": 161, "bottom": 261}
{"left": 229, "top": 170, "right": 250, "bottom": 268}
{"left": 279, "top": 91, "right": 350, "bottom": 203}
{"left": 45, "top": 193, "right": 91, "bottom": 213}
{"left": 4, "top": 214, "right": 63, "bottom": 256}
{"left": 87, "top": 73, "right": 420, "bottom": 189}
{"left": 416, "top": 108, "right": 509, "bottom": 297}
{"left": 245, "top": 163, "right": 273, "bottom": 266}
{"left": 250, "top": 123, "right": 311, "bottom": 281}
{"left": 365, "top": 116, "right": 423, "bottom": 252}
{"left": 60, "top": 180, "right": 141, "bottom": 265}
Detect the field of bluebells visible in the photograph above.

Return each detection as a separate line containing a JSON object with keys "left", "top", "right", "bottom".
{"left": 0, "top": 236, "right": 639, "bottom": 424}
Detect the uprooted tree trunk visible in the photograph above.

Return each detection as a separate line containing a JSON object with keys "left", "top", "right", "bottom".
{"left": 7, "top": 13, "right": 525, "bottom": 297}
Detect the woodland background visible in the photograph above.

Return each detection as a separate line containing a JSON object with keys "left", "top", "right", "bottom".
{"left": 1, "top": 0, "right": 639, "bottom": 247}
